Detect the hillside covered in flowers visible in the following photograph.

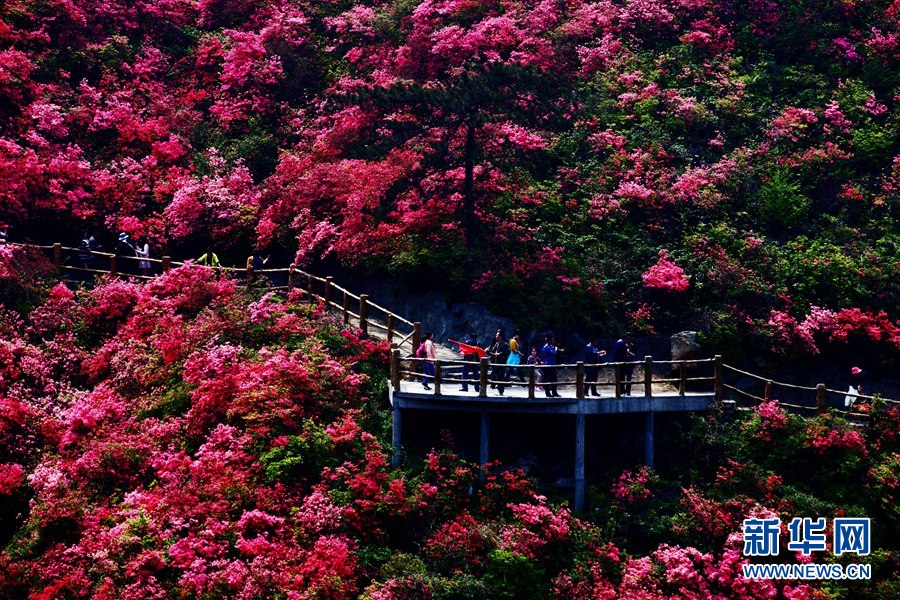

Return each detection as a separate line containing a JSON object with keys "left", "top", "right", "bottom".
{"left": 0, "top": 260, "right": 897, "bottom": 597}
{"left": 1, "top": 0, "right": 899, "bottom": 361}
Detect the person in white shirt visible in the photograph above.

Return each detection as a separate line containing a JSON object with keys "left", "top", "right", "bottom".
{"left": 135, "top": 236, "right": 151, "bottom": 276}
{"left": 420, "top": 331, "right": 436, "bottom": 390}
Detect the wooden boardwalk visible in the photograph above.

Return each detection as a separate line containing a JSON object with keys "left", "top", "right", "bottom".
{"left": 10, "top": 240, "right": 900, "bottom": 511}
{"left": 392, "top": 383, "right": 716, "bottom": 414}
{"left": 389, "top": 351, "right": 719, "bottom": 510}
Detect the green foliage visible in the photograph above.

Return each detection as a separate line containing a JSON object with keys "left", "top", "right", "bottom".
{"left": 756, "top": 169, "right": 811, "bottom": 232}
{"left": 137, "top": 380, "right": 193, "bottom": 420}
{"left": 483, "top": 549, "right": 547, "bottom": 600}
{"left": 259, "top": 421, "right": 335, "bottom": 483}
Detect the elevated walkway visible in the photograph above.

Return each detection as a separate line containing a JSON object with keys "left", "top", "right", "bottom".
{"left": 10, "top": 241, "right": 899, "bottom": 511}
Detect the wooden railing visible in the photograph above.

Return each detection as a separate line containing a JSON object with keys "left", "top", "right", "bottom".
{"left": 721, "top": 364, "right": 899, "bottom": 418}
{"left": 10, "top": 242, "right": 424, "bottom": 354}
{"left": 9, "top": 242, "right": 899, "bottom": 416}
{"left": 390, "top": 351, "right": 718, "bottom": 400}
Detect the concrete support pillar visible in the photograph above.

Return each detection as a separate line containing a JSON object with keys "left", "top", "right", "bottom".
{"left": 574, "top": 410, "right": 585, "bottom": 511}
{"left": 644, "top": 411, "right": 655, "bottom": 469}
{"left": 480, "top": 412, "right": 490, "bottom": 466}
{"left": 392, "top": 407, "right": 402, "bottom": 467}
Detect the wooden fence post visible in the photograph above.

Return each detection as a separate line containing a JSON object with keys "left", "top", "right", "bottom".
{"left": 816, "top": 383, "right": 826, "bottom": 414}
{"left": 528, "top": 364, "right": 536, "bottom": 399}
{"left": 765, "top": 380, "right": 773, "bottom": 401}
{"left": 324, "top": 276, "right": 333, "bottom": 306}
{"left": 386, "top": 314, "right": 395, "bottom": 344}
{"left": 109, "top": 255, "right": 117, "bottom": 276}
{"left": 479, "top": 357, "right": 489, "bottom": 398}
{"left": 679, "top": 362, "right": 687, "bottom": 396}
{"left": 359, "top": 295, "right": 369, "bottom": 335}
{"left": 576, "top": 362, "right": 585, "bottom": 398}
{"left": 246, "top": 265, "right": 253, "bottom": 286}
{"left": 411, "top": 323, "right": 421, "bottom": 357}
{"left": 614, "top": 364, "right": 622, "bottom": 398}
{"left": 434, "top": 362, "right": 441, "bottom": 396}
{"left": 342, "top": 291, "right": 349, "bottom": 324}
{"left": 307, "top": 273, "right": 314, "bottom": 302}
{"left": 390, "top": 348, "right": 401, "bottom": 392}
{"left": 714, "top": 355, "right": 724, "bottom": 402}
{"left": 644, "top": 356, "right": 653, "bottom": 398}
{"left": 287, "top": 265, "right": 296, "bottom": 289}
{"left": 52, "top": 243, "right": 62, "bottom": 267}
{"left": 162, "top": 256, "right": 172, "bottom": 273}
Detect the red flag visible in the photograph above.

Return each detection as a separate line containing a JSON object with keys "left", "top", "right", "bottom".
{"left": 448, "top": 339, "right": 486, "bottom": 358}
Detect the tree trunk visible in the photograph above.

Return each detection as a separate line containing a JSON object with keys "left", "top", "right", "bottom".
{"left": 463, "top": 115, "right": 476, "bottom": 246}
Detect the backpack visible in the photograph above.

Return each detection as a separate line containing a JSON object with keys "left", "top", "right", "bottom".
{"left": 416, "top": 342, "right": 427, "bottom": 358}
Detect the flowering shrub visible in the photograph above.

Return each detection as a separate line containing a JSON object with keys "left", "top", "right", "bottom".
{"left": 642, "top": 250, "right": 690, "bottom": 292}
{"left": 2, "top": 0, "right": 900, "bottom": 594}
{"left": 0, "top": 0, "right": 898, "bottom": 346}
{"left": 611, "top": 466, "right": 659, "bottom": 508}
{"left": 4, "top": 264, "right": 899, "bottom": 596}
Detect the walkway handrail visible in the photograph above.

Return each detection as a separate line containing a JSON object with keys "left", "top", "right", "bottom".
{"left": 7, "top": 242, "right": 898, "bottom": 417}
{"left": 722, "top": 363, "right": 898, "bottom": 416}
{"left": 392, "top": 352, "right": 717, "bottom": 400}
{"left": 9, "top": 241, "right": 420, "bottom": 349}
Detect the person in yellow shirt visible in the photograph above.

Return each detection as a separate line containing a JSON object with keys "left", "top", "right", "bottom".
{"left": 197, "top": 247, "right": 221, "bottom": 267}
{"left": 505, "top": 329, "right": 525, "bottom": 383}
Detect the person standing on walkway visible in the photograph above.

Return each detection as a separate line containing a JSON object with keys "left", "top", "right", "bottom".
{"left": 77, "top": 231, "right": 95, "bottom": 270}
{"left": 115, "top": 232, "right": 137, "bottom": 274}
{"left": 460, "top": 332, "right": 481, "bottom": 393}
{"left": 487, "top": 329, "right": 509, "bottom": 395}
{"left": 247, "top": 248, "right": 268, "bottom": 270}
{"left": 506, "top": 329, "right": 525, "bottom": 383}
{"left": 527, "top": 346, "right": 543, "bottom": 389}
{"left": 135, "top": 236, "right": 151, "bottom": 277}
{"left": 845, "top": 366, "right": 865, "bottom": 407}
{"left": 419, "top": 331, "right": 436, "bottom": 390}
{"left": 613, "top": 333, "right": 636, "bottom": 396}
{"left": 197, "top": 247, "right": 221, "bottom": 268}
{"left": 584, "top": 338, "right": 607, "bottom": 396}
{"left": 541, "top": 334, "right": 563, "bottom": 398}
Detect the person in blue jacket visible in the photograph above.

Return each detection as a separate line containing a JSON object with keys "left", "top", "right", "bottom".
{"left": 541, "top": 334, "right": 563, "bottom": 398}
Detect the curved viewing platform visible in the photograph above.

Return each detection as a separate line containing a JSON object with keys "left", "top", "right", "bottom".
{"left": 389, "top": 351, "right": 721, "bottom": 413}
{"left": 388, "top": 352, "right": 721, "bottom": 509}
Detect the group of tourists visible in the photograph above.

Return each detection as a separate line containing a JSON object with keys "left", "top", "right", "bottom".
{"left": 75, "top": 231, "right": 152, "bottom": 276}
{"left": 419, "top": 329, "right": 639, "bottom": 398}
{"left": 73, "top": 231, "right": 273, "bottom": 278}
